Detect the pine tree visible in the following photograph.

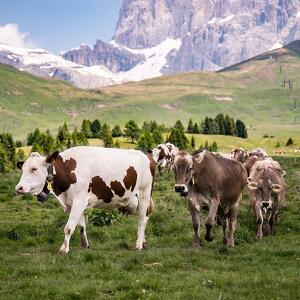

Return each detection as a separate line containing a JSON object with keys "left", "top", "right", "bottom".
{"left": 174, "top": 120, "right": 185, "bottom": 132}
{"left": 114, "top": 140, "right": 121, "bottom": 148}
{"left": 224, "top": 115, "right": 236, "bottom": 136}
{"left": 152, "top": 129, "right": 163, "bottom": 145}
{"left": 124, "top": 120, "right": 140, "bottom": 143}
{"left": 81, "top": 119, "right": 92, "bottom": 138}
{"left": 112, "top": 125, "right": 122, "bottom": 137}
{"left": 138, "top": 131, "right": 154, "bottom": 152}
{"left": 215, "top": 114, "right": 226, "bottom": 135}
{"left": 90, "top": 119, "right": 101, "bottom": 138}
{"left": 236, "top": 120, "right": 248, "bottom": 138}
{"left": 102, "top": 123, "right": 113, "bottom": 147}
{"left": 193, "top": 122, "right": 200, "bottom": 134}
{"left": 286, "top": 137, "right": 294, "bottom": 146}
{"left": 31, "top": 143, "right": 43, "bottom": 154}
{"left": 0, "top": 144, "right": 10, "bottom": 172}
{"left": 187, "top": 118, "right": 194, "bottom": 133}
{"left": 204, "top": 140, "right": 209, "bottom": 150}
{"left": 191, "top": 135, "right": 196, "bottom": 148}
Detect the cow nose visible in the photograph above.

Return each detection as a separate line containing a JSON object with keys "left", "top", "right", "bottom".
{"left": 261, "top": 202, "right": 269, "bottom": 208}
{"left": 175, "top": 185, "right": 185, "bottom": 193}
{"left": 15, "top": 185, "right": 24, "bottom": 194}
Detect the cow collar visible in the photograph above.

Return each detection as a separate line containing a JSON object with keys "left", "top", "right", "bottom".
{"left": 37, "top": 163, "right": 54, "bottom": 203}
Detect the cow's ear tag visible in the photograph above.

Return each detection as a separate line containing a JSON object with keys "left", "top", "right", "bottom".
{"left": 47, "top": 182, "right": 53, "bottom": 191}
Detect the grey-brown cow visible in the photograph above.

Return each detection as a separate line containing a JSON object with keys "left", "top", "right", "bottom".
{"left": 173, "top": 150, "right": 247, "bottom": 247}
{"left": 247, "top": 158, "right": 286, "bottom": 239}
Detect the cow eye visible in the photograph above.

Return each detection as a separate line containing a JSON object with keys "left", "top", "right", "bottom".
{"left": 31, "top": 168, "right": 37, "bottom": 173}
{"left": 188, "top": 167, "right": 192, "bottom": 172}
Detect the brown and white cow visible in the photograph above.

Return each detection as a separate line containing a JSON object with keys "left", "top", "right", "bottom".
{"left": 173, "top": 150, "right": 247, "bottom": 247}
{"left": 15, "top": 146, "right": 155, "bottom": 253}
{"left": 150, "top": 143, "right": 179, "bottom": 175}
{"left": 247, "top": 158, "right": 286, "bottom": 239}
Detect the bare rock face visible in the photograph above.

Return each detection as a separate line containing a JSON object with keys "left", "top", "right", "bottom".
{"left": 113, "top": 0, "right": 300, "bottom": 72}
{"left": 62, "top": 40, "right": 144, "bottom": 72}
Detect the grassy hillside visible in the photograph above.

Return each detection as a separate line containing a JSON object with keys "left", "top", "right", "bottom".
{"left": 1, "top": 41, "right": 300, "bottom": 139}
{"left": 0, "top": 157, "right": 299, "bottom": 299}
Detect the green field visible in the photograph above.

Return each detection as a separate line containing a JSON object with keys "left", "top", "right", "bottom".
{"left": 0, "top": 157, "right": 299, "bottom": 299}
{"left": 1, "top": 42, "right": 300, "bottom": 140}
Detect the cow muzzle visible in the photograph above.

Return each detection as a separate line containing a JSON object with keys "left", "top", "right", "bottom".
{"left": 261, "top": 201, "right": 272, "bottom": 214}
{"left": 174, "top": 184, "right": 188, "bottom": 197}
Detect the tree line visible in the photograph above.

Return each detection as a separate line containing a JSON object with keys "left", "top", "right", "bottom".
{"left": 0, "top": 114, "right": 247, "bottom": 172}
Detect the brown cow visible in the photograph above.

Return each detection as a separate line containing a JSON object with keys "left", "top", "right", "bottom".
{"left": 247, "top": 158, "right": 286, "bottom": 239}
{"left": 173, "top": 150, "right": 247, "bottom": 247}
{"left": 231, "top": 148, "right": 248, "bottom": 163}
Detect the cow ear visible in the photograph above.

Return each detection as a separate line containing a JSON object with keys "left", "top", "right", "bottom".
{"left": 46, "top": 151, "right": 59, "bottom": 163}
{"left": 147, "top": 149, "right": 153, "bottom": 154}
{"left": 272, "top": 184, "right": 283, "bottom": 193}
{"left": 248, "top": 181, "right": 258, "bottom": 190}
{"left": 193, "top": 150, "right": 206, "bottom": 164}
{"left": 17, "top": 161, "right": 24, "bottom": 170}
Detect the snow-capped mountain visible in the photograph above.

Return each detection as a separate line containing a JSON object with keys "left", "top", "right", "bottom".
{"left": 1, "top": 0, "right": 300, "bottom": 88}
{"left": 0, "top": 43, "right": 125, "bottom": 88}
{"left": 65, "top": 0, "right": 300, "bottom": 74}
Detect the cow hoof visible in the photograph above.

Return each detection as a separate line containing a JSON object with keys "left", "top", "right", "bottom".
{"left": 59, "top": 247, "right": 69, "bottom": 255}
{"left": 227, "top": 239, "right": 235, "bottom": 247}
{"left": 142, "top": 241, "right": 147, "bottom": 249}
{"left": 205, "top": 234, "right": 214, "bottom": 242}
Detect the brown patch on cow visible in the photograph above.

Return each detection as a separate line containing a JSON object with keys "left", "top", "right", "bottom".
{"left": 110, "top": 180, "right": 126, "bottom": 197}
{"left": 158, "top": 146, "right": 166, "bottom": 160}
{"left": 88, "top": 176, "right": 114, "bottom": 203}
{"left": 147, "top": 154, "right": 156, "bottom": 177}
{"left": 51, "top": 155, "right": 77, "bottom": 196}
{"left": 123, "top": 167, "right": 137, "bottom": 191}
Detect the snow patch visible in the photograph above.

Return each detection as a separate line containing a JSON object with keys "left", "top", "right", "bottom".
{"left": 270, "top": 40, "right": 283, "bottom": 51}
{"left": 208, "top": 14, "right": 235, "bottom": 25}
{"left": 0, "top": 43, "right": 125, "bottom": 87}
{"left": 112, "top": 38, "right": 182, "bottom": 81}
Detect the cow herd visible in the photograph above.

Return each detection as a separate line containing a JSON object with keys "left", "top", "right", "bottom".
{"left": 15, "top": 143, "right": 286, "bottom": 253}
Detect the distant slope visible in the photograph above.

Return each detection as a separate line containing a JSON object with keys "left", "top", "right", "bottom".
{"left": 0, "top": 41, "right": 300, "bottom": 140}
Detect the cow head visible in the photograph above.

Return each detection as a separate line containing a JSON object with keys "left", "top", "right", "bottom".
{"left": 15, "top": 152, "right": 49, "bottom": 196}
{"left": 247, "top": 177, "right": 283, "bottom": 216}
{"left": 173, "top": 150, "right": 206, "bottom": 197}
{"left": 231, "top": 148, "right": 248, "bottom": 163}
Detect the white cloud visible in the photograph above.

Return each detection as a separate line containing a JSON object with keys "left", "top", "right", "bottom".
{"left": 0, "top": 23, "right": 36, "bottom": 48}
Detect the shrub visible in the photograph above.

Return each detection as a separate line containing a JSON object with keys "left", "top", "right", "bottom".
{"left": 286, "top": 138, "right": 294, "bottom": 146}
{"left": 87, "top": 209, "right": 119, "bottom": 227}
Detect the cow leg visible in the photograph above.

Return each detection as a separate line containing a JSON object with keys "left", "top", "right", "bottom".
{"left": 59, "top": 199, "right": 87, "bottom": 254}
{"left": 254, "top": 203, "right": 263, "bottom": 239}
{"left": 135, "top": 187, "right": 151, "bottom": 251}
{"left": 227, "top": 197, "right": 241, "bottom": 247}
{"left": 78, "top": 214, "right": 89, "bottom": 249}
{"left": 158, "top": 166, "right": 162, "bottom": 176}
{"left": 188, "top": 201, "right": 202, "bottom": 247}
{"left": 204, "top": 198, "right": 219, "bottom": 242}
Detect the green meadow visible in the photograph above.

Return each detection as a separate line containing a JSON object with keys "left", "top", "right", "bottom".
{"left": 0, "top": 157, "right": 299, "bottom": 299}
{"left": 1, "top": 42, "right": 300, "bottom": 140}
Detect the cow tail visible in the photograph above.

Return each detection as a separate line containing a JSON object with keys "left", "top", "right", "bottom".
{"left": 147, "top": 197, "right": 155, "bottom": 216}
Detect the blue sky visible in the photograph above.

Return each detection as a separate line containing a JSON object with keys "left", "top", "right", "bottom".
{"left": 0, "top": 0, "right": 123, "bottom": 53}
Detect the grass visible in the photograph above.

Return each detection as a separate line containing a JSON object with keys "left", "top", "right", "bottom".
{"left": 1, "top": 43, "right": 300, "bottom": 140}
{"left": 0, "top": 156, "right": 299, "bottom": 299}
